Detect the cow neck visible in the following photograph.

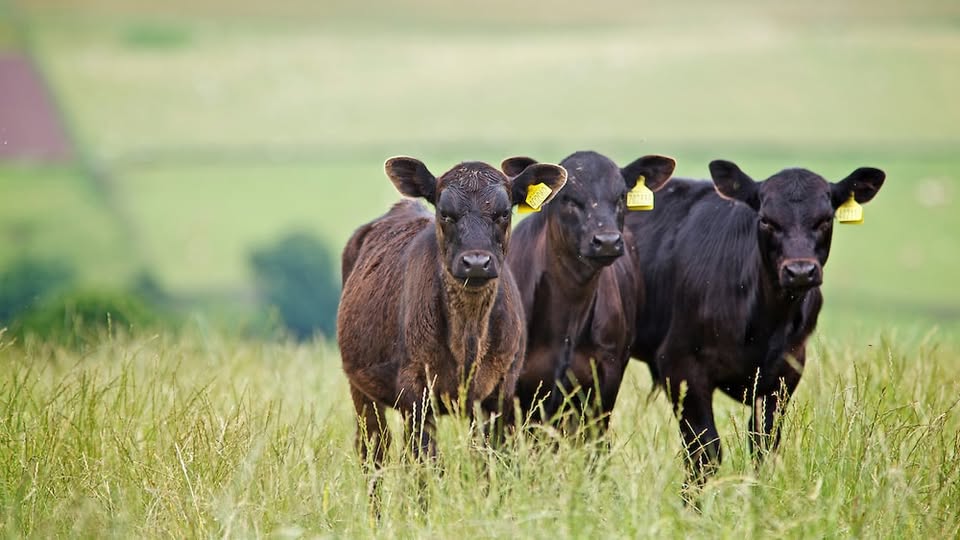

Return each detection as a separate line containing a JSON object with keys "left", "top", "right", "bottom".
{"left": 544, "top": 230, "right": 604, "bottom": 339}
{"left": 439, "top": 269, "right": 498, "bottom": 384}
{"left": 545, "top": 224, "right": 605, "bottom": 291}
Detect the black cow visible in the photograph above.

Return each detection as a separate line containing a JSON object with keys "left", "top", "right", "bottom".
{"left": 502, "top": 151, "right": 675, "bottom": 431}
{"left": 626, "top": 160, "right": 885, "bottom": 488}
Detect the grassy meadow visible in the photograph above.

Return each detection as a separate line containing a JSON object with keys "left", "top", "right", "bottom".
{"left": 1, "top": 0, "right": 959, "bottom": 537}
{"left": 2, "top": 330, "right": 959, "bottom": 537}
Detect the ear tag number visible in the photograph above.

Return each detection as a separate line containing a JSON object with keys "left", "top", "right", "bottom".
{"left": 627, "top": 176, "right": 654, "bottom": 211}
{"left": 519, "top": 182, "right": 552, "bottom": 214}
{"left": 836, "top": 192, "right": 863, "bottom": 224}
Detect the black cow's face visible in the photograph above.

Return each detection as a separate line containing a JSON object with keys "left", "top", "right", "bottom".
{"left": 385, "top": 157, "right": 566, "bottom": 289}
{"left": 502, "top": 152, "right": 674, "bottom": 268}
{"left": 711, "top": 160, "right": 885, "bottom": 292}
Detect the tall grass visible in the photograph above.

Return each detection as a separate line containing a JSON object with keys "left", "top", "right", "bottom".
{"left": 1, "top": 327, "right": 958, "bottom": 537}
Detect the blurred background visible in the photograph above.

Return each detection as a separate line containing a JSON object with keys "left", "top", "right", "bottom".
{"left": 1, "top": 0, "right": 958, "bottom": 344}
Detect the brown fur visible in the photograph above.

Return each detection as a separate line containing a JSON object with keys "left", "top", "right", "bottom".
{"left": 337, "top": 158, "right": 567, "bottom": 466}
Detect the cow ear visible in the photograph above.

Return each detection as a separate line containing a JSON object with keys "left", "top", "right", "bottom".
{"left": 510, "top": 163, "right": 568, "bottom": 207}
{"left": 710, "top": 159, "right": 759, "bottom": 210}
{"left": 384, "top": 156, "right": 437, "bottom": 204}
{"left": 831, "top": 167, "right": 885, "bottom": 208}
{"left": 621, "top": 155, "right": 676, "bottom": 191}
{"left": 501, "top": 156, "right": 539, "bottom": 178}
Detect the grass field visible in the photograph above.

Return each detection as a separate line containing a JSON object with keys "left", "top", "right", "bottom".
{"left": 1, "top": 1, "right": 959, "bottom": 536}
{"left": 2, "top": 329, "right": 959, "bottom": 537}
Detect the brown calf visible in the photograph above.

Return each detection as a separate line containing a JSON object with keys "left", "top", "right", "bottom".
{"left": 337, "top": 157, "right": 567, "bottom": 466}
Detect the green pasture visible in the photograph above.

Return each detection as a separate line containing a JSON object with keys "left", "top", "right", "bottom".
{"left": 3, "top": 0, "right": 957, "bottom": 334}
{"left": 1, "top": 1, "right": 960, "bottom": 537}
{"left": 1, "top": 329, "right": 958, "bottom": 537}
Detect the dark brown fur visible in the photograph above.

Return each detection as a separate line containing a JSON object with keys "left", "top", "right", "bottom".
{"left": 503, "top": 151, "right": 675, "bottom": 432}
{"left": 337, "top": 157, "right": 566, "bottom": 466}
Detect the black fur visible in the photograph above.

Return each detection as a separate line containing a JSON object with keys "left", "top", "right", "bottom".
{"left": 626, "top": 161, "right": 885, "bottom": 490}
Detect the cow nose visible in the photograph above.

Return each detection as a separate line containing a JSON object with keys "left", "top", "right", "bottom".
{"left": 589, "top": 232, "right": 624, "bottom": 259}
{"left": 782, "top": 260, "right": 821, "bottom": 288}
{"left": 592, "top": 232, "right": 622, "bottom": 249}
{"left": 462, "top": 253, "right": 491, "bottom": 272}
{"left": 456, "top": 250, "right": 498, "bottom": 281}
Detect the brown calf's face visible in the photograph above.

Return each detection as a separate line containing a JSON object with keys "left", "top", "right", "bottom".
{"left": 385, "top": 157, "right": 567, "bottom": 288}
{"left": 502, "top": 152, "right": 674, "bottom": 267}
{"left": 711, "top": 160, "right": 885, "bottom": 291}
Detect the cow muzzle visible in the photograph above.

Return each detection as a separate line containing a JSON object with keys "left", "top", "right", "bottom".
{"left": 452, "top": 250, "right": 499, "bottom": 285}
{"left": 779, "top": 259, "right": 822, "bottom": 290}
{"left": 586, "top": 232, "right": 624, "bottom": 264}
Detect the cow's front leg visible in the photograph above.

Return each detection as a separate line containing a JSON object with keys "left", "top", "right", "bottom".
{"left": 570, "top": 350, "right": 629, "bottom": 435}
{"left": 397, "top": 369, "right": 437, "bottom": 461}
{"left": 545, "top": 336, "right": 574, "bottom": 421}
{"left": 664, "top": 358, "right": 721, "bottom": 494}
{"left": 402, "top": 399, "right": 437, "bottom": 461}
{"left": 749, "top": 349, "right": 804, "bottom": 463}
{"left": 477, "top": 383, "right": 516, "bottom": 448}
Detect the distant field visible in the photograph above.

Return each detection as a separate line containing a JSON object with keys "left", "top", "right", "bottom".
{"left": 0, "top": 164, "right": 134, "bottom": 285}
{"left": 3, "top": 0, "right": 959, "bottom": 332}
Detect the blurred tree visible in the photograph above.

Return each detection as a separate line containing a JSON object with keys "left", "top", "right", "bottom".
{"left": 250, "top": 232, "right": 340, "bottom": 341}
{"left": 131, "top": 269, "right": 173, "bottom": 308}
{"left": 0, "top": 255, "right": 74, "bottom": 325}
{"left": 12, "top": 289, "right": 163, "bottom": 347}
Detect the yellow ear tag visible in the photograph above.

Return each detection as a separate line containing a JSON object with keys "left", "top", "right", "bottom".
{"left": 627, "top": 176, "right": 654, "bottom": 211}
{"left": 836, "top": 192, "right": 863, "bottom": 224}
{"left": 518, "top": 182, "right": 552, "bottom": 214}
{"left": 517, "top": 203, "right": 539, "bottom": 214}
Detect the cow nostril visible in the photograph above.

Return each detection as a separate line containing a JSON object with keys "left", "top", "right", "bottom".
{"left": 593, "top": 233, "right": 622, "bottom": 248}
{"left": 463, "top": 253, "right": 492, "bottom": 270}
{"left": 784, "top": 261, "right": 818, "bottom": 282}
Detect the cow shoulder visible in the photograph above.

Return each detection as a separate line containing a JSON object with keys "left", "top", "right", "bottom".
{"left": 398, "top": 227, "right": 447, "bottom": 358}
{"left": 670, "top": 189, "right": 759, "bottom": 338}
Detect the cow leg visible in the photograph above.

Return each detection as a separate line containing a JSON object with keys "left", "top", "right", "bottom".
{"left": 479, "top": 384, "right": 516, "bottom": 448}
{"left": 749, "top": 351, "right": 803, "bottom": 463}
{"left": 594, "top": 353, "right": 631, "bottom": 434}
{"left": 571, "top": 353, "right": 628, "bottom": 436}
{"left": 350, "top": 384, "right": 390, "bottom": 469}
{"left": 666, "top": 369, "right": 721, "bottom": 491}
{"left": 402, "top": 395, "right": 437, "bottom": 461}
{"left": 545, "top": 336, "right": 575, "bottom": 422}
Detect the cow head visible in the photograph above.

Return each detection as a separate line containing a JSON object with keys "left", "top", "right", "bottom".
{"left": 711, "top": 160, "right": 885, "bottom": 292}
{"left": 386, "top": 156, "right": 567, "bottom": 288}
{"left": 503, "top": 151, "right": 674, "bottom": 267}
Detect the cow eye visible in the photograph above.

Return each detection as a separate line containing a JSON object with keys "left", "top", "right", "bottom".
{"left": 758, "top": 217, "right": 780, "bottom": 232}
{"left": 815, "top": 219, "right": 832, "bottom": 232}
{"left": 440, "top": 213, "right": 456, "bottom": 224}
{"left": 494, "top": 210, "right": 510, "bottom": 223}
{"left": 561, "top": 195, "right": 583, "bottom": 210}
